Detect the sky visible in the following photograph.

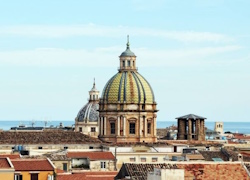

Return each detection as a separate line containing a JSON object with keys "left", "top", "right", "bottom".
{"left": 0, "top": 0, "right": 250, "bottom": 122}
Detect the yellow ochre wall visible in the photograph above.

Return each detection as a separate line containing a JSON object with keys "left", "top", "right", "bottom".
{"left": 0, "top": 171, "right": 14, "bottom": 180}
{"left": 18, "top": 171, "right": 54, "bottom": 180}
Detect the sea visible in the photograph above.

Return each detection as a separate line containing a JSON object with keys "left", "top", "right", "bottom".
{"left": 0, "top": 120, "right": 250, "bottom": 134}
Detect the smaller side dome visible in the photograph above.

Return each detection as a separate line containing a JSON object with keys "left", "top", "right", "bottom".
{"left": 75, "top": 80, "right": 99, "bottom": 122}
{"left": 76, "top": 102, "right": 99, "bottom": 122}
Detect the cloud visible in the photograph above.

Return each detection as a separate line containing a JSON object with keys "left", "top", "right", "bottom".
{"left": 0, "top": 24, "right": 232, "bottom": 43}
{"left": 0, "top": 45, "right": 241, "bottom": 67}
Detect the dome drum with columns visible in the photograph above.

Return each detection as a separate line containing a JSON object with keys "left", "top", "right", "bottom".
{"left": 99, "top": 37, "right": 158, "bottom": 143}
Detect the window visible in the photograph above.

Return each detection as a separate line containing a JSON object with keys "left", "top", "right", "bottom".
{"left": 130, "top": 157, "right": 136, "bottom": 162}
{"left": 38, "top": 146, "right": 42, "bottom": 149}
{"left": 30, "top": 173, "right": 38, "bottom": 180}
{"left": 79, "top": 127, "right": 82, "bottom": 132}
{"left": 129, "top": 123, "right": 135, "bottom": 134}
{"left": 147, "top": 123, "right": 151, "bottom": 134}
{"left": 110, "top": 122, "right": 115, "bottom": 134}
{"left": 91, "top": 127, "right": 96, "bottom": 132}
{"left": 14, "top": 174, "right": 23, "bottom": 180}
{"left": 174, "top": 146, "right": 177, "bottom": 152}
{"left": 123, "top": 60, "right": 125, "bottom": 67}
{"left": 101, "top": 161, "right": 106, "bottom": 169}
{"left": 63, "top": 163, "right": 68, "bottom": 171}
{"left": 93, "top": 95, "right": 95, "bottom": 100}
{"left": 64, "top": 146, "right": 68, "bottom": 150}
{"left": 141, "top": 157, "right": 146, "bottom": 162}
{"left": 128, "top": 60, "right": 131, "bottom": 66}
{"left": 152, "top": 157, "right": 158, "bottom": 162}
{"left": 89, "top": 146, "right": 94, "bottom": 149}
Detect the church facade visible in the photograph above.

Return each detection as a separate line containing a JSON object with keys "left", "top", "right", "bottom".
{"left": 98, "top": 38, "right": 158, "bottom": 143}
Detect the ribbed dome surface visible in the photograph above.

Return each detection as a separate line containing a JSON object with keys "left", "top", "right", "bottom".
{"left": 101, "top": 71, "right": 155, "bottom": 104}
{"left": 76, "top": 102, "right": 99, "bottom": 122}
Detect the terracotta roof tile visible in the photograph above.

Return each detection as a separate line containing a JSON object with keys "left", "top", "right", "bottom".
{"left": 56, "top": 169, "right": 65, "bottom": 173}
{"left": 67, "top": 152, "right": 115, "bottom": 160}
{"left": 0, "top": 131, "right": 101, "bottom": 144}
{"left": 234, "top": 134, "right": 250, "bottom": 140}
{"left": 0, "top": 154, "right": 20, "bottom": 159}
{"left": 57, "top": 172, "right": 117, "bottom": 180}
{"left": 11, "top": 159, "right": 54, "bottom": 171}
{"left": 117, "top": 163, "right": 250, "bottom": 180}
{"left": 0, "top": 158, "right": 11, "bottom": 168}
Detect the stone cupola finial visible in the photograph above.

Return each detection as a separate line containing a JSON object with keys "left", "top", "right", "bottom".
{"left": 126, "top": 35, "right": 130, "bottom": 49}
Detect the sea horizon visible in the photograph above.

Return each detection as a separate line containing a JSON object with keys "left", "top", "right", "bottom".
{"left": 0, "top": 120, "right": 250, "bottom": 134}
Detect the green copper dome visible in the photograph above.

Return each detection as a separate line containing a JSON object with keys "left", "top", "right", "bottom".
{"left": 101, "top": 71, "right": 155, "bottom": 104}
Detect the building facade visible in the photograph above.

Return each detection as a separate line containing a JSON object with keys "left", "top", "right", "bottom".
{"left": 99, "top": 37, "right": 158, "bottom": 143}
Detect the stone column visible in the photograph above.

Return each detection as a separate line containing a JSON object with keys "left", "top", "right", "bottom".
{"left": 123, "top": 116, "right": 126, "bottom": 136}
{"left": 117, "top": 116, "right": 120, "bottom": 136}
{"left": 98, "top": 117, "right": 101, "bottom": 135}
{"left": 177, "top": 119, "right": 185, "bottom": 140}
{"left": 197, "top": 119, "right": 201, "bottom": 140}
{"left": 188, "top": 119, "right": 192, "bottom": 140}
{"left": 100, "top": 117, "right": 103, "bottom": 136}
{"left": 192, "top": 120, "right": 195, "bottom": 134}
{"left": 200, "top": 120, "right": 205, "bottom": 140}
{"left": 139, "top": 116, "right": 143, "bottom": 136}
{"left": 104, "top": 117, "right": 107, "bottom": 135}
{"left": 153, "top": 116, "right": 157, "bottom": 136}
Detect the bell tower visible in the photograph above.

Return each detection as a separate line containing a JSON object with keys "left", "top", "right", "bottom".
{"left": 214, "top": 122, "right": 223, "bottom": 134}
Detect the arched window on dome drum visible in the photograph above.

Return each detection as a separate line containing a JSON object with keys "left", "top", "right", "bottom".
{"left": 129, "top": 122, "right": 135, "bottom": 134}
{"left": 110, "top": 122, "right": 115, "bottom": 134}
{"left": 93, "top": 95, "right": 95, "bottom": 100}
{"left": 123, "top": 60, "right": 125, "bottom": 67}
{"left": 128, "top": 60, "right": 131, "bottom": 67}
{"left": 147, "top": 123, "right": 151, "bottom": 134}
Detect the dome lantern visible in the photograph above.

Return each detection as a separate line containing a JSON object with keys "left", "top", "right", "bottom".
{"left": 89, "top": 78, "right": 99, "bottom": 102}
{"left": 119, "top": 35, "right": 137, "bottom": 72}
